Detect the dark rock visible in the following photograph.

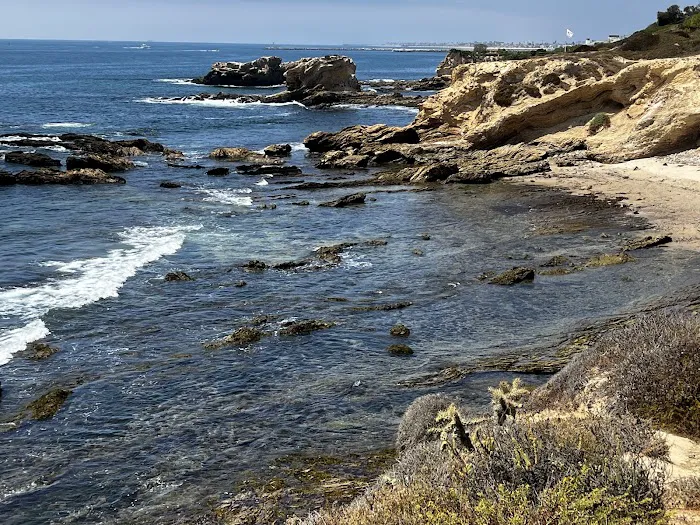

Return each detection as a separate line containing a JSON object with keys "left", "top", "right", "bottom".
{"left": 623, "top": 235, "right": 673, "bottom": 251}
{"left": 195, "top": 56, "right": 286, "bottom": 87}
{"left": 264, "top": 144, "right": 292, "bottom": 157}
{"left": 160, "top": 181, "right": 182, "bottom": 188}
{"left": 279, "top": 319, "right": 335, "bottom": 336}
{"left": 167, "top": 163, "right": 205, "bottom": 169}
{"left": 292, "top": 200, "right": 310, "bottom": 206}
{"left": 541, "top": 255, "right": 570, "bottom": 267}
{"left": 352, "top": 301, "right": 413, "bottom": 312}
{"left": 237, "top": 165, "right": 302, "bottom": 176}
{"left": 388, "top": 344, "right": 414, "bottom": 356}
{"left": 390, "top": 324, "right": 411, "bottom": 337}
{"left": 4, "top": 151, "right": 61, "bottom": 168}
{"left": 165, "top": 271, "right": 194, "bottom": 282}
{"left": 316, "top": 243, "right": 357, "bottom": 264}
{"left": 207, "top": 167, "right": 230, "bottom": 176}
{"left": 319, "top": 192, "right": 366, "bottom": 208}
{"left": 412, "top": 249, "right": 424, "bottom": 256}
{"left": 421, "top": 233, "right": 431, "bottom": 240}
{"left": 18, "top": 342, "right": 60, "bottom": 361}
{"left": 27, "top": 388, "right": 72, "bottom": 420}
{"left": 2, "top": 168, "right": 126, "bottom": 185}
{"left": 273, "top": 260, "right": 307, "bottom": 271}
{"left": 66, "top": 154, "right": 135, "bottom": 172}
{"left": 365, "top": 239, "right": 388, "bottom": 246}
{"left": 234, "top": 281, "right": 248, "bottom": 288}
{"left": 205, "top": 327, "right": 264, "bottom": 349}
{"left": 304, "top": 125, "right": 420, "bottom": 153}
{"left": 243, "top": 260, "right": 268, "bottom": 272}
{"left": 489, "top": 267, "right": 536, "bottom": 285}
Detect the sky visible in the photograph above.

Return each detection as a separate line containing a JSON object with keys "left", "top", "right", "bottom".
{"left": 0, "top": 1, "right": 680, "bottom": 44}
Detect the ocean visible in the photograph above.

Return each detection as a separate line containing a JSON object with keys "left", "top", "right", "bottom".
{"left": 0, "top": 40, "right": 698, "bottom": 524}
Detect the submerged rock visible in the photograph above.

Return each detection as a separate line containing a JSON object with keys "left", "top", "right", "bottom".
{"left": 387, "top": 344, "right": 414, "bottom": 356}
{"left": 165, "top": 271, "right": 194, "bottom": 282}
{"left": 66, "top": 154, "right": 135, "bottom": 172}
{"left": 27, "top": 388, "right": 72, "bottom": 420}
{"left": 319, "top": 192, "right": 366, "bottom": 208}
{"left": 236, "top": 164, "right": 302, "bottom": 176}
{"left": 390, "top": 324, "right": 411, "bottom": 337}
{"left": 279, "top": 320, "right": 335, "bottom": 336}
{"left": 585, "top": 253, "right": 635, "bottom": 267}
{"left": 4, "top": 151, "right": 61, "bottom": 168}
{"left": 18, "top": 342, "right": 60, "bottom": 361}
{"left": 207, "top": 167, "right": 230, "bottom": 176}
{"left": 264, "top": 144, "right": 292, "bottom": 157}
{"left": 353, "top": 301, "right": 413, "bottom": 312}
{"left": 243, "top": 260, "right": 268, "bottom": 272}
{"left": 204, "top": 327, "right": 264, "bottom": 349}
{"left": 489, "top": 267, "right": 536, "bottom": 285}
{"left": 160, "top": 181, "right": 182, "bottom": 188}
{"left": 623, "top": 235, "right": 673, "bottom": 251}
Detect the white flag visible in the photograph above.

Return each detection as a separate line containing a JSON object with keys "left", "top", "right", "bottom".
{"left": 566, "top": 28, "right": 574, "bottom": 39}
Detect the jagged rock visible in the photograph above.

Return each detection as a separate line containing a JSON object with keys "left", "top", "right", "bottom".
{"left": 623, "top": 235, "right": 673, "bottom": 251}
{"left": 236, "top": 165, "right": 302, "bottom": 176}
{"left": 264, "top": 144, "right": 292, "bottom": 157}
{"left": 304, "top": 124, "right": 420, "bottom": 153}
{"left": 319, "top": 192, "right": 366, "bottom": 208}
{"left": 436, "top": 49, "right": 473, "bottom": 76}
{"left": 209, "top": 147, "right": 274, "bottom": 164}
{"left": 284, "top": 55, "right": 360, "bottom": 92}
{"left": 316, "top": 152, "right": 370, "bottom": 169}
{"left": 66, "top": 154, "right": 135, "bottom": 172}
{"left": 27, "top": 388, "right": 72, "bottom": 420}
{"left": 316, "top": 242, "right": 357, "bottom": 264}
{"left": 203, "top": 327, "right": 264, "bottom": 349}
{"left": 409, "top": 163, "right": 459, "bottom": 182}
{"left": 160, "top": 181, "right": 182, "bottom": 188}
{"left": 489, "top": 267, "right": 536, "bottom": 285}
{"left": 0, "top": 168, "right": 126, "bottom": 185}
{"left": 207, "top": 167, "right": 230, "bottom": 176}
{"left": 279, "top": 320, "right": 335, "bottom": 336}
{"left": 390, "top": 324, "right": 411, "bottom": 337}
{"left": 4, "top": 151, "right": 61, "bottom": 168}
{"left": 243, "top": 260, "right": 268, "bottom": 272}
{"left": 387, "top": 344, "right": 414, "bottom": 356}
{"left": 18, "top": 342, "right": 60, "bottom": 361}
{"left": 416, "top": 54, "right": 700, "bottom": 161}
{"left": 165, "top": 271, "right": 194, "bottom": 282}
{"left": 195, "top": 56, "right": 285, "bottom": 86}
{"left": 114, "top": 138, "right": 171, "bottom": 155}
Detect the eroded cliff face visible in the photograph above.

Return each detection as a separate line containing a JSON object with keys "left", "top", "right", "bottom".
{"left": 415, "top": 55, "right": 700, "bottom": 162}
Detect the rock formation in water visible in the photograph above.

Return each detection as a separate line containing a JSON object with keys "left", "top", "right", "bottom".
{"left": 435, "top": 49, "right": 472, "bottom": 77}
{"left": 305, "top": 54, "right": 700, "bottom": 182}
{"left": 194, "top": 56, "right": 285, "bottom": 87}
{"left": 284, "top": 55, "right": 360, "bottom": 92}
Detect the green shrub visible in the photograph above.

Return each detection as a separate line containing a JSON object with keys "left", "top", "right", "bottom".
{"left": 588, "top": 112, "right": 612, "bottom": 135}
{"left": 682, "top": 12, "right": 700, "bottom": 28}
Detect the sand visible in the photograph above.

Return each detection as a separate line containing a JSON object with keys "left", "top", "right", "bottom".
{"left": 507, "top": 150, "right": 700, "bottom": 250}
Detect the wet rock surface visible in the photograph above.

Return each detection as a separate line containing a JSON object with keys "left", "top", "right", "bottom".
{"left": 279, "top": 320, "right": 335, "bottom": 336}
{"left": 65, "top": 154, "right": 133, "bottom": 172}
{"left": 0, "top": 168, "right": 126, "bottom": 185}
{"left": 390, "top": 324, "right": 411, "bottom": 337}
{"left": 264, "top": 144, "right": 292, "bottom": 157}
{"left": 4, "top": 151, "right": 61, "bottom": 168}
{"left": 204, "top": 327, "right": 264, "bottom": 349}
{"left": 26, "top": 388, "right": 73, "bottom": 421}
{"left": 17, "top": 342, "right": 61, "bottom": 361}
{"left": 623, "top": 235, "right": 673, "bottom": 251}
{"left": 387, "top": 344, "right": 414, "bottom": 356}
{"left": 319, "top": 192, "right": 366, "bottom": 208}
{"left": 165, "top": 271, "right": 194, "bottom": 282}
{"left": 489, "top": 267, "right": 536, "bottom": 285}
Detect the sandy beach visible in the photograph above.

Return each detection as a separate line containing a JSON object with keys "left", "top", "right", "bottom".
{"left": 514, "top": 151, "right": 700, "bottom": 251}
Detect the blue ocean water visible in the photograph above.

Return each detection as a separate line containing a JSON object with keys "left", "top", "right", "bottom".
{"left": 0, "top": 40, "right": 698, "bottom": 524}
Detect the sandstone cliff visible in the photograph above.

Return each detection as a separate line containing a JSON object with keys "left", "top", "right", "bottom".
{"left": 415, "top": 54, "right": 700, "bottom": 162}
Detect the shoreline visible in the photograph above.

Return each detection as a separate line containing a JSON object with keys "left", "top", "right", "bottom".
{"left": 504, "top": 152, "right": 700, "bottom": 252}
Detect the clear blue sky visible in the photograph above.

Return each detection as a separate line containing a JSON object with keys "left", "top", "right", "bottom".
{"left": 1, "top": 1, "right": 677, "bottom": 44}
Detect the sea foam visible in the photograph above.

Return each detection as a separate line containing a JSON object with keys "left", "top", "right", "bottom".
{"left": 136, "top": 97, "right": 307, "bottom": 109}
{"left": 0, "top": 225, "right": 199, "bottom": 365}
{"left": 197, "top": 187, "right": 253, "bottom": 206}
{"left": 41, "top": 122, "right": 93, "bottom": 129}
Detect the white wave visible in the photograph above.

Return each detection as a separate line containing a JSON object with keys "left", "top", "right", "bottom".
{"left": 0, "top": 225, "right": 199, "bottom": 364}
{"left": 40, "top": 145, "right": 69, "bottom": 153}
{"left": 334, "top": 104, "right": 419, "bottom": 114}
{"left": 255, "top": 179, "right": 269, "bottom": 186}
{"left": 136, "top": 97, "right": 307, "bottom": 109}
{"left": 214, "top": 84, "right": 285, "bottom": 89}
{"left": 366, "top": 79, "right": 396, "bottom": 84}
{"left": 42, "top": 122, "right": 92, "bottom": 129}
{"left": 182, "top": 49, "right": 220, "bottom": 52}
{"left": 154, "top": 78, "right": 198, "bottom": 86}
{"left": 0, "top": 320, "right": 50, "bottom": 366}
{"left": 0, "top": 135, "right": 61, "bottom": 143}
{"left": 133, "top": 161, "right": 149, "bottom": 167}
{"left": 198, "top": 187, "right": 253, "bottom": 206}
{"left": 290, "top": 142, "right": 308, "bottom": 152}
{"left": 342, "top": 254, "right": 373, "bottom": 270}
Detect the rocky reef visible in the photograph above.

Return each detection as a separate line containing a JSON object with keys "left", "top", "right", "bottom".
{"left": 194, "top": 56, "right": 286, "bottom": 87}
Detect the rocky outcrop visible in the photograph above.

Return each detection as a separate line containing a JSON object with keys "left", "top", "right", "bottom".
{"left": 66, "top": 154, "right": 135, "bottom": 172}
{"left": 264, "top": 144, "right": 292, "bottom": 157}
{"left": 436, "top": 49, "right": 473, "bottom": 77}
{"left": 284, "top": 55, "right": 360, "bottom": 92}
{"left": 319, "top": 192, "right": 367, "bottom": 208}
{"left": 4, "top": 151, "right": 61, "bottom": 168}
{"left": 0, "top": 168, "right": 126, "bottom": 185}
{"left": 305, "top": 125, "right": 420, "bottom": 153}
{"left": 209, "top": 147, "right": 276, "bottom": 164}
{"left": 194, "top": 56, "right": 285, "bottom": 86}
{"left": 416, "top": 54, "right": 700, "bottom": 162}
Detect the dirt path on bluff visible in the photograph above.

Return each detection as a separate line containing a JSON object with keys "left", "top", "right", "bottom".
{"left": 507, "top": 150, "right": 700, "bottom": 251}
